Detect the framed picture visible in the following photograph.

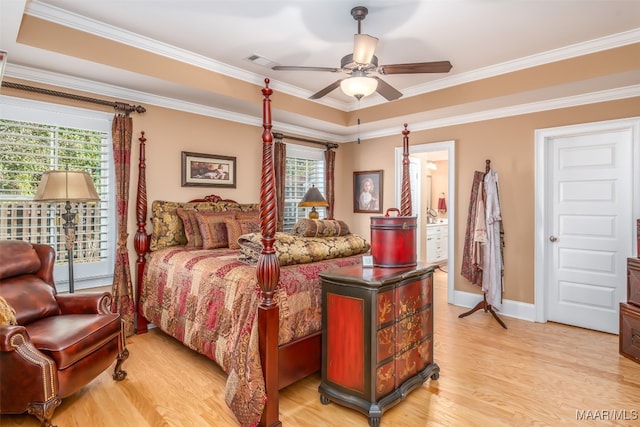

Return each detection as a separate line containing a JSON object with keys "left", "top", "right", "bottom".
{"left": 181, "top": 151, "right": 236, "bottom": 188}
{"left": 354, "top": 170, "right": 383, "bottom": 213}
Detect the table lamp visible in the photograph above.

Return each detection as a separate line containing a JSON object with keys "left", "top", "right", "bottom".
{"left": 298, "top": 185, "right": 328, "bottom": 219}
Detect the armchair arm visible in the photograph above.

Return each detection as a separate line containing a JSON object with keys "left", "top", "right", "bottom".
{"left": 0, "top": 325, "right": 60, "bottom": 413}
{"left": 1, "top": 324, "right": 29, "bottom": 351}
{"left": 56, "top": 292, "right": 113, "bottom": 315}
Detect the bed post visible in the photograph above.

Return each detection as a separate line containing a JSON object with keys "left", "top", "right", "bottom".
{"left": 400, "top": 123, "right": 412, "bottom": 216}
{"left": 257, "top": 78, "right": 281, "bottom": 427}
{"left": 134, "top": 131, "right": 151, "bottom": 334}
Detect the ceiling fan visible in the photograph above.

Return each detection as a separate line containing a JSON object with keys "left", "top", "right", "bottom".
{"left": 272, "top": 6, "right": 452, "bottom": 101}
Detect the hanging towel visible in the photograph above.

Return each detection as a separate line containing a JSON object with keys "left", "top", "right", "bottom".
{"left": 437, "top": 195, "right": 447, "bottom": 213}
{"left": 482, "top": 169, "right": 503, "bottom": 310}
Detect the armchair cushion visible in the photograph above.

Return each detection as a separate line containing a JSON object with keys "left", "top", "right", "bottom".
{"left": 3, "top": 275, "right": 59, "bottom": 325}
{"left": 26, "top": 314, "right": 121, "bottom": 369}
{"left": 0, "top": 240, "right": 41, "bottom": 280}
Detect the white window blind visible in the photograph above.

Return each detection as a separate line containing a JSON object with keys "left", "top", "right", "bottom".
{"left": 284, "top": 144, "right": 326, "bottom": 231}
{"left": 0, "top": 96, "right": 114, "bottom": 290}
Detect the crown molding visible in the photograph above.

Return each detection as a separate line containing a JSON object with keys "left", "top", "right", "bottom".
{"left": 398, "top": 28, "right": 640, "bottom": 101}
{"left": 26, "top": 1, "right": 640, "bottom": 115}
{"left": 24, "top": 0, "right": 343, "bottom": 110}
{"left": 357, "top": 85, "right": 640, "bottom": 141}
{"left": 6, "top": 65, "right": 639, "bottom": 145}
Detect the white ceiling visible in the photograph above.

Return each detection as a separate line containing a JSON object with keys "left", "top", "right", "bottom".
{"left": 1, "top": 0, "right": 639, "bottom": 142}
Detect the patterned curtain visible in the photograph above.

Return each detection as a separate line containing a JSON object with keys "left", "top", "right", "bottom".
{"left": 324, "top": 148, "right": 335, "bottom": 219}
{"left": 110, "top": 113, "right": 136, "bottom": 336}
{"left": 274, "top": 139, "right": 286, "bottom": 232}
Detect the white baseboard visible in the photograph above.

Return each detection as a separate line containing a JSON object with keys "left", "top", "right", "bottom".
{"left": 452, "top": 290, "right": 536, "bottom": 322}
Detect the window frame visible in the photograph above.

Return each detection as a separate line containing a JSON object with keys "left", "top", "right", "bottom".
{"left": 283, "top": 143, "right": 326, "bottom": 232}
{"left": 0, "top": 95, "right": 116, "bottom": 291}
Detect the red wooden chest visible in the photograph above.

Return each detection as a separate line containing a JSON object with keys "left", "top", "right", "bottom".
{"left": 620, "top": 302, "right": 640, "bottom": 364}
{"left": 629, "top": 257, "right": 640, "bottom": 308}
{"left": 370, "top": 208, "right": 417, "bottom": 267}
{"left": 319, "top": 264, "right": 439, "bottom": 426}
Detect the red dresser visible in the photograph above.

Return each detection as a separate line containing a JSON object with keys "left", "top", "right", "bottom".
{"left": 319, "top": 263, "right": 439, "bottom": 427}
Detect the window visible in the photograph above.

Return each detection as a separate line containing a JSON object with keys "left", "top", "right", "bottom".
{"left": 284, "top": 144, "right": 326, "bottom": 231}
{"left": 0, "top": 96, "right": 114, "bottom": 291}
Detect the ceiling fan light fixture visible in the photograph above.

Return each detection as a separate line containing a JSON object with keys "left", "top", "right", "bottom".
{"left": 340, "top": 75, "right": 378, "bottom": 100}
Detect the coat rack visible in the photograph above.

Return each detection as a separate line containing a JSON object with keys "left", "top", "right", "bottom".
{"left": 458, "top": 159, "right": 507, "bottom": 329}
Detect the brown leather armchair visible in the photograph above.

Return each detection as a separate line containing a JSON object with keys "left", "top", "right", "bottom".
{"left": 0, "top": 240, "right": 129, "bottom": 427}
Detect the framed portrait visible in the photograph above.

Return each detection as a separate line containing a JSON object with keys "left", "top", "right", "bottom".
{"left": 354, "top": 170, "right": 383, "bottom": 213}
{"left": 181, "top": 151, "right": 236, "bottom": 188}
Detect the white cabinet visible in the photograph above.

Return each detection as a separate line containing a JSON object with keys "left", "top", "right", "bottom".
{"left": 426, "top": 223, "right": 448, "bottom": 264}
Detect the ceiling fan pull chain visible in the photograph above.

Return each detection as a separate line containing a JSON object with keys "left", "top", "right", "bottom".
{"left": 357, "top": 116, "right": 361, "bottom": 144}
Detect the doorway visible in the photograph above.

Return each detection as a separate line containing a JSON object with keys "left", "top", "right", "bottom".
{"left": 395, "top": 140, "right": 455, "bottom": 303}
{"left": 535, "top": 117, "right": 640, "bottom": 334}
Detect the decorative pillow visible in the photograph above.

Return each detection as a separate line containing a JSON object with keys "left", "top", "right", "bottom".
{"left": 216, "top": 202, "right": 260, "bottom": 213}
{"left": 236, "top": 210, "right": 260, "bottom": 222}
{"left": 0, "top": 296, "right": 17, "bottom": 326}
{"left": 195, "top": 211, "right": 238, "bottom": 249}
{"left": 291, "top": 219, "right": 350, "bottom": 237}
{"left": 238, "top": 232, "right": 370, "bottom": 266}
{"left": 150, "top": 200, "right": 259, "bottom": 251}
{"left": 176, "top": 208, "right": 212, "bottom": 248}
{"left": 225, "top": 218, "right": 261, "bottom": 249}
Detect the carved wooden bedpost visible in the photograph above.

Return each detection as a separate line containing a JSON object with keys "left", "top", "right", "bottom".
{"left": 257, "top": 78, "right": 281, "bottom": 427}
{"left": 134, "top": 131, "right": 151, "bottom": 334}
{"left": 400, "top": 123, "right": 413, "bottom": 216}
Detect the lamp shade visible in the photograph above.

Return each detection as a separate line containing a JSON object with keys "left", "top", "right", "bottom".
{"left": 298, "top": 185, "right": 329, "bottom": 208}
{"left": 299, "top": 185, "right": 328, "bottom": 219}
{"left": 340, "top": 73, "right": 378, "bottom": 100}
{"left": 34, "top": 170, "right": 100, "bottom": 202}
{"left": 353, "top": 34, "right": 378, "bottom": 64}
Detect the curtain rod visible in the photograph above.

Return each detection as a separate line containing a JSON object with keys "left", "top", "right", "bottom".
{"left": 273, "top": 131, "right": 338, "bottom": 150}
{"left": 1, "top": 81, "right": 146, "bottom": 114}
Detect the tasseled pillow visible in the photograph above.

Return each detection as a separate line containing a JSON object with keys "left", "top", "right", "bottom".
{"left": 0, "top": 296, "right": 17, "bottom": 326}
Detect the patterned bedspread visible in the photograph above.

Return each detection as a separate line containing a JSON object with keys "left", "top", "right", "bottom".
{"left": 139, "top": 246, "right": 363, "bottom": 426}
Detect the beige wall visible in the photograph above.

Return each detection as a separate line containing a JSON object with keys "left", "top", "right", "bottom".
{"left": 340, "top": 98, "right": 640, "bottom": 304}
{"left": 4, "top": 80, "right": 639, "bottom": 307}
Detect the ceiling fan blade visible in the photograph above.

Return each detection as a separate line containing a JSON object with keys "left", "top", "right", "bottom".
{"left": 309, "top": 79, "right": 343, "bottom": 100}
{"left": 372, "top": 77, "right": 403, "bottom": 101}
{"left": 353, "top": 34, "right": 378, "bottom": 64}
{"left": 272, "top": 65, "right": 341, "bottom": 72}
{"left": 379, "top": 61, "right": 453, "bottom": 75}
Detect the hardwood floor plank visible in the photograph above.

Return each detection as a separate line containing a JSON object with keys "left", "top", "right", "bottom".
{"left": 2, "top": 270, "right": 639, "bottom": 426}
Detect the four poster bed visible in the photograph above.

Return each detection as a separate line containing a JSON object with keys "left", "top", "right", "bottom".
{"left": 133, "top": 79, "right": 415, "bottom": 426}
{"left": 133, "top": 79, "right": 373, "bottom": 426}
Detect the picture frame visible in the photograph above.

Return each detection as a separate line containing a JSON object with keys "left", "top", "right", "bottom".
{"left": 353, "top": 170, "right": 383, "bottom": 213}
{"left": 362, "top": 255, "right": 374, "bottom": 268}
{"left": 181, "top": 151, "right": 236, "bottom": 188}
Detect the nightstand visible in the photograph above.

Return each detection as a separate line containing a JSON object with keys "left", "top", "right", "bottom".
{"left": 319, "top": 263, "right": 439, "bottom": 427}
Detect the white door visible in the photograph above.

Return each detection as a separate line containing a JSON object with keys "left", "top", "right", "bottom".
{"left": 538, "top": 119, "right": 639, "bottom": 334}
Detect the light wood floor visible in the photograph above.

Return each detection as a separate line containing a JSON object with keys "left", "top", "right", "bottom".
{"left": 3, "top": 270, "right": 639, "bottom": 426}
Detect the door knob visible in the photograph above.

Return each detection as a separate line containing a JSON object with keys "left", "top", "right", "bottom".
{"left": 549, "top": 235, "right": 558, "bottom": 242}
